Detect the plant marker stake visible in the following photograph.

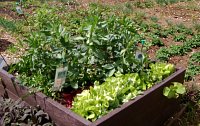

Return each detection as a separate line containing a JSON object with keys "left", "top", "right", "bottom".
{"left": 19, "top": 0, "right": 28, "bottom": 24}
{"left": 141, "top": 40, "right": 145, "bottom": 72}
{"left": 16, "top": 3, "right": 28, "bottom": 24}
{"left": 53, "top": 64, "right": 67, "bottom": 91}
{"left": 20, "top": 0, "right": 23, "bottom": 8}
{"left": 135, "top": 40, "right": 144, "bottom": 62}
{"left": 16, "top": 6, "right": 23, "bottom": 15}
{"left": 141, "top": 40, "right": 145, "bottom": 52}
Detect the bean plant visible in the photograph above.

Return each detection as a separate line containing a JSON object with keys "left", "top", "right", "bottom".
{"left": 10, "top": 6, "right": 145, "bottom": 97}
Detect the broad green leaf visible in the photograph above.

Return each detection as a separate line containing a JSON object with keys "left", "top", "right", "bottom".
{"left": 71, "top": 83, "right": 78, "bottom": 89}
{"left": 102, "top": 64, "right": 114, "bottom": 70}
{"left": 163, "top": 87, "right": 170, "bottom": 97}
{"left": 174, "top": 82, "right": 186, "bottom": 94}
{"left": 107, "top": 69, "right": 115, "bottom": 77}
{"left": 87, "top": 113, "right": 95, "bottom": 119}
{"left": 167, "top": 90, "right": 177, "bottom": 99}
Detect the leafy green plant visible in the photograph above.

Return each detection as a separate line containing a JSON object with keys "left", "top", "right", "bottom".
{"left": 165, "top": 24, "right": 193, "bottom": 36}
{"left": 138, "top": 22, "right": 150, "bottom": 32}
{"left": 151, "top": 36, "right": 164, "bottom": 46}
{"left": 0, "top": 98, "right": 54, "bottom": 126}
{"left": 163, "top": 82, "right": 186, "bottom": 99}
{"left": 72, "top": 62, "right": 175, "bottom": 121}
{"left": 150, "top": 23, "right": 161, "bottom": 30}
{"left": 174, "top": 33, "right": 187, "bottom": 42}
{"left": 156, "top": 47, "right": 170, "bottom": 61}
{"left": 156, "top": 43, "right": 192, "bottom": 61}
{"left": 185, "top": 52, "right": 200, "bottom": 80}
{"left": 159, "top": 30, "right": 169, "bottom": 38}
{"left": 28, "top": 5, "right": 61, "bottom": 31}
{"left": 190, "top": 52, "right": 200, "bottom": 63}
{"left": 174, "top": 23, "right": 193, "bottom": 35}
{"left": 0, "top": 17, "right": 17, "bottom": 32}
{"left": 168, "top": 45, "right": 185, "bottom": 56}
{"left": 11, "top": 6, "right": 145, "bottom": 97}
{"left": 183, "top": 34, "right": 200, "bottom": 49}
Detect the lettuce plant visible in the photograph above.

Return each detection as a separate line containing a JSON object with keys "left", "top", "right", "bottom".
{"left": 72, "top": 62, "right": 175, "bottom": 121}
{"left": 163, "top": 82, "right": 186, "bottom": 99}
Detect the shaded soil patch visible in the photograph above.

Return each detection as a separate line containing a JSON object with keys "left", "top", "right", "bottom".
{"left": 0, "top": 39, "right": 13, "bottom": 52}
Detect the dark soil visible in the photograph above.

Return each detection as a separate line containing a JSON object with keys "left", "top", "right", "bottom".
{"left": 0, "top": 39, "right": 13, "bottom": 52}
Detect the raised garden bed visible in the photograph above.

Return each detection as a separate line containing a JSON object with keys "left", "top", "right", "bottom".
{"left": 0, "top": 68, "right": 185, "bottom": 126}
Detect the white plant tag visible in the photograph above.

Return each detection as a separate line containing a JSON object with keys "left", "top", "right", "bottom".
{"left": 53, "top": 66, "right": 67, "bottom": 91}
{"left": 0, "top": 57, "right": 5, "bottom": 69}
{"left": 16, "top": 6, "right": 23, "bottom": 15}
{"left": 135, "top": 50, "right": 144, "bottom": 61}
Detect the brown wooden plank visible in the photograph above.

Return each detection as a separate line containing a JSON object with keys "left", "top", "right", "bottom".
{"left": 35, "top": 92, "right": 91, "bottom": 126}
{"left": 5, "top": 88, "right": 19, "bottom": 100}
{"left": 15, "top": 85, "right": 38, "bottom": 106}
{"left": 0, "top": 85, "right": 5, "bottom": 97}
{"left": 0, "top": 70, "right": 20, "bottom": 96}
{"left": 0, "top": 68, "right": 186, "bottom": 126}
{"left": 0, "top": 70, "right": 38, "bottom": 106}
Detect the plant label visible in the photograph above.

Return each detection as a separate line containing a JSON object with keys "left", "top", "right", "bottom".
{"left": 0, "top": 57, "right": 5, "bottom": 69}
{"left": 53, "top": 66, "right": 67, "bottom": 91}
{"left": 141, "top": 40, "right": 146, "bottom": 45}
{"left": 135, "top": 50, "right": 144, "bottom": 61}
{"left": 16, "top": 6, "right": 23, "bottom": 15}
